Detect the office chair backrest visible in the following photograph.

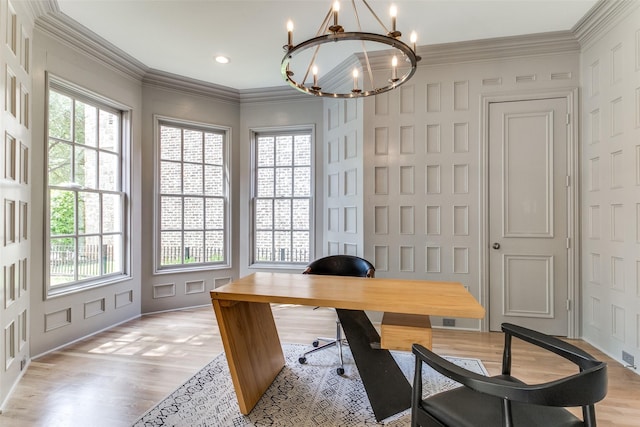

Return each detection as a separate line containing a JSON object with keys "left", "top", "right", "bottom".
{"left": 303, "top": 255, "right": 375, "bottom": 278}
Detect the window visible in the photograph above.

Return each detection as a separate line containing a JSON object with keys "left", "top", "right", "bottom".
{"left": 46, "top": 77, "right": 129, "bottom": 295}
{"left": 155, "top": 117, "right": 229, "bottom": 271}
{"left": 252, "top": 128, "right": 313, "bottom": 265}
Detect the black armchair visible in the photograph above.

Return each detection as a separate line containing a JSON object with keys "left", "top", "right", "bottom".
{"left": 411, "top": 323, "right": 607, "bottom": 427}
{"left": 297, "top": 255, "right": 374, "bottom": 375}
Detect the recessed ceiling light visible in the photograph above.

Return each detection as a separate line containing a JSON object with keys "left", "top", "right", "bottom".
{"left": 215, "top": 56, "right": 230, "bottom": 64}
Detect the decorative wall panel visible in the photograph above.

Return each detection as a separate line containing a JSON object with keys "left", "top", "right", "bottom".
{"left": 611, "top": 256, "right": 625, "bottom": 291}
{"left": 328, "top": 103, "right": 339, "bottom": 130}
{"left": 328, "top": 207, "right": 339, "bottom": 232}
{"left": 185, "top": 280, "right": 205, "bottom": 294}
{"left": 454, "top": 81, "right": 469, "bottom": 111}
{"left": 344, "top": 206, "right": 357, "bottom": 233}
{"left": 589, "top": 205, "right": 600, "bottom": 239}
{"left": 213, "top": 277, "right": 232, "bottom": 289}
{"left": 482, "top": 77, "right": 502, "bottom": 86}
{"left": 589, "top": 156, "right": 600, "bottom": 190}
{"left": 374, "top": 167, "right": 388, "bottom": 194}
{"left": 425, "top": 246, "right": 441, "bottom": 273}
{"left": 115, "top": 290, "right": 133, "bottom": 308}
{"left": 84, "top": 298, "right": 105, "bottom": 319}
{"left": 328, "top": 173, "right": 338, "bottom": 197}
{"left": 611, "top": 43, "right": 623, "bottom": 84}
{"left": 400, "top": 166, "right": 414, "bottom": 194}
{"left": 590, "top": 296, "right": 601, "bottom": 327}
{"left": 4, "top": 199, "right": 15, "bottom": 245}
{"left": 328, "top": 241, "right": 339, "bottom": 255}
{"left": 374, "top": 127, "right": 388, "bottom": 155}
{"left": 515, "top": 74, "right": 536, "bottom": 83}
{"left": 374, "top": 91, "right": 389, "bottom": 115}
{"left": 426, "top": 165, "right": 440, "bottom": 194}
{"left": 399, "top": 206, "right": 414, "bottom": 235}
{"left": 590, "top": 109, "right": 600, "bottom": 144}
{"left": 5, "top": 321, "right": 15, "bottom": 370}
{"left": 344, "top": 169, "right": 357, "bottom": 196}
{"left": 453, "top": 205, "right": 469, "bottom": 236}
{"left": 589, "top": 60, "right": 600, "bottom": 97}
{"left": 453, "top": 123, "right": 469, "bottom": 152}
{"left": 426, "top": 124, "right": 440, "bottom": 153}
{"left": 611, "top": 150, "right": 623, "bottom": 188}
{"left": 610, "top": 97, "right": 623, "bottom": 136}
{"left": 343, "top": 243, "right": 357, "bottom": 255}
{"left": 426, "top": 83, "right": 441, "bottom": 112}
{"left": 19, "top": 309, "right": 26, "bottom": 350}
{"left": 4, "top": 263, "right": 16, "bottom": 308}
{"left": 612, "top": 304, "right": 625, "bottom": 341}
{"left": 611, "top": 204, "right": 624, "bottom": 241}
{"left": 400, "top": 126, "right": 414, "bottom": 154}
{"left": 591, "top": 253, "right": 601, "bottom": 284}
{"left": 19, "top": 142, "right": 27, "bottom": 184}
{"left": 328, "top": 138, "right": 339, "bottom": 163}
{"left": 345, "top": 98, "right": 357, "bottom": 123}
{"left": 374, "top": 206, "right": 388, "bottom": 234}
{"left": 453, "top": 247, "right": 469, "bottom": 274}
{"left": 453, "top": 164, "right": 469, "bottom": 194}
{"left": 400, "top": 246, "right": 414, "bottom": 272}
{"left": 374, "top": 245, "right": 388, "bottom": 271}
{"left": 344, "top": 131, "right": 357, "bottom": 159}
{"left": 4, "top": 133, "right": 16, "bottom": 180}
{"left": 400, "top": 85, "right": 415, "bottom": 114}
{"left": 504, "top": 255, "right": 553, "bottom": 318}
{"left": 45, "top": 308, "right": 72, "bottom": 332}
{"left": 153, "top": 283, "right": 176, "bottom": 299}
{"left": 426, "top": 205, "right": 440, "bottom": 235}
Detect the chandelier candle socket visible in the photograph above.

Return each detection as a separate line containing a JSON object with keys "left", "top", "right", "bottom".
{"left": 282, "top": 0, "right": 421, "bottom": 98}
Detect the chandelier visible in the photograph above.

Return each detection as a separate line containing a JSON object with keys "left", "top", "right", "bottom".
{"left": 281, "top": 1, "right": 421, "bottom": 98}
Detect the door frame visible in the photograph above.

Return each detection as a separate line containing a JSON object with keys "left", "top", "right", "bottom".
{"left": 479, "top": 88, "right": 580, "bottom": 338}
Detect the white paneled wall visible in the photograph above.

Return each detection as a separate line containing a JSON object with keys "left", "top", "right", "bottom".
{"left": 580, "top": 3, "right": 640, "bottom": 367}
{"left": 363, "top": 43, "right": 581, "bottom": 331}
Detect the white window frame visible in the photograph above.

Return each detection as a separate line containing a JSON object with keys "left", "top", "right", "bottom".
{"left": 45, "top": 74, "right": 131, "bottom": 297}
{"left": 250, "top": 125, "right": 315, "bottom": 268}
{"left": 153, "top": 115, "right": 231, "bottom": 274}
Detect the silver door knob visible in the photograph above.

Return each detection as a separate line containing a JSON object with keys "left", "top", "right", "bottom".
{"left": 492, "top": 243, "right": 500, "bottom": 250}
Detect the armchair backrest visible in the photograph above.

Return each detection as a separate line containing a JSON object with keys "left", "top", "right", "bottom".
{"left": 303, "top": 255, "right": 375, "bottom": 278}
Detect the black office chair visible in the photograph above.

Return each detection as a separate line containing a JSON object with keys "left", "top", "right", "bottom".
{"left": 297, "top": 255, "right": 375, "bottom": 375}
{"left": 411, "top": 323, "right": 608, "bottom": 427}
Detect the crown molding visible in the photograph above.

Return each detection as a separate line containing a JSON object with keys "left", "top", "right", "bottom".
{"left": 23, "top": 0, "right": 57, "bottom": 21}
{"left": 143, "top": 70, "right": 240, "bottom": 105}
{"left": 239, "top": 86, "right": 315, "bottom": 104}
{"left": 416, "top": 31, "right": 580, "bottom": 66}
{"left": 573, "top": 0, "right": 640, "bottom": 49}
{"left": 35, "top": 12, "right": 147, "bottom": 82}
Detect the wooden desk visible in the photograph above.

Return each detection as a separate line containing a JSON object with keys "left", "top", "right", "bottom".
{"left": 210, "top": 272, "right": 485, "bottom": 416}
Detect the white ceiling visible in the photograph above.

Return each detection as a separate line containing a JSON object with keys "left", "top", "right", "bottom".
{"left": 56, "top": 0, "right": 598, "bottom": 91}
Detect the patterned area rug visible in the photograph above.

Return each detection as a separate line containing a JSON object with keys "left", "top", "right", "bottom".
{"left": 133, "top": 343, "right": 487, "bottom": 427}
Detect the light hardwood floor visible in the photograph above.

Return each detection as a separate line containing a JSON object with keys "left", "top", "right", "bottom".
{"left": 1, "top": 305, "right": 638, "bottom": 426}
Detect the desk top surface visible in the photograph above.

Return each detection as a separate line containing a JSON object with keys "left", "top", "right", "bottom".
{"left": 210, "top": 272, "right": 485, "bottom": 319}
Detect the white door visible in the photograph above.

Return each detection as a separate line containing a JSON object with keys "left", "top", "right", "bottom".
{"left": 489, "top": 98, "right": 569, "bottom": 336}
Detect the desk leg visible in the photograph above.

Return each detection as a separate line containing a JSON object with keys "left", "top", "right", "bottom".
{"left": 211, "top": 300, "right": 285, "bottom": 414}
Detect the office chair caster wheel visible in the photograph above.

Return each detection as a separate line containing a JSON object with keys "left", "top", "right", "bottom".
{"left": 298, "top": 357, "right": 307, "bottom": 364}
{"left": 337, "top": 367, "right": 345, "bottom": 375}
{"left": 312, "top": 340, "right": 319, "bottom": 347}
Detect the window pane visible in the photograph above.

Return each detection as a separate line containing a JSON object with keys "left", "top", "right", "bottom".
{"left": 205, "top": 133, "right": 223, "bottom": 165}
{"left": 275, "top": 136, "right": 292, "bottom": 166}
{"left": 160, "top": 161, "right": 182, "bottom": 194}
{"left": 48, "top": 91, "right": 72, "bottom": 140}
{"left": 204, "top": 165, "right": 223, "bottom": 196}
{"left": 255, "top": 231, "right": 273, "bottom": 262}
{"left": 257, "top": 136, "right": 274, "bottom": 167}
{"left": 292, "top": 199, "right": 309, "bottom": 230}
{"left": 99, "top": 109, "right": 119, "bottom": 152}
{"left": 294, "top": 135, "right": 311, "bottom": 166}
{"left": 275, "top": 167, "right": 292, "bottom": 197}
{"left": 274, "top": 231, "right": 291, "bottom": 261}
{"left": 255, "top": 199, "right": 272, "bottom": 230}
{"left": 160, "top": 126, "right": 181, "bottom": 161}
{"left": 48, "top": 140, "right": 72, "bottom": 185}
{"left": 293, "top": 166, "right": 310, "bottom": 197}
{"left": 292, "top": 231, "right": 310, "bottom": 263}
{"left": 49, "top": 189, "right": 75, "bottom": 236}
{"left": 274, "top": 199, "right": 291, "bottom": 229}
{"left": 184, "top": 197, "right": 204, "bottom": 230}
{"left": 184, "top": 231, "right": 204, "bottom": 263}
{"left": 183, "top": 129, "right": 203, "bottom": 163}
{"left": 205, "top": 197, "right": 224, "bottom": 229}
{"left": 205, "top": 230, "right": 224, "bottom": 262}
{"left": 50, "top": 237, "right": 75, "bottom": 286}
{"left": 183, "top": 163, "right": 203, "bottom": 194}
{"left": 257, "top": 168, "right": 274, "bottom": 197}
{"left": 103, "top": 194, "right": 122, "bottom": 233}
{"left": 103, "top": 234, "right": 123, "bottom": 274}
{"left": 161, "top": 196, "right": 182, "bottom": 230}
{"left": 99, "top": 151, "right": 119, "bottom": 191}
{"left": 78, "top": 235, "right": 101, "bottom": 280}
{"left": 160, "top": 231, "right": 182, "bottom": 265}
{"left": 75, "top": 146, "right": 97, "bottom": 189}
{"left": 78, "top": 191, "right": 100, "bottom": 235}
{"left": 75, "top": 101, "right": 97, "bottom": 146}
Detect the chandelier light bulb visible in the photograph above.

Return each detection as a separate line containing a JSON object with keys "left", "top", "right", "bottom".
{"left": 410, "top": 31, "right": 417, "bottom": 51}
{"left": 391, "top": 55, "right": 398, "bottom": 81}
{"left": 352, "top": 68, "right": 359, "bottom": 90}
{"left": 312, "top": 65, "right": 319, "bottom": 87}
{"left": 390, "top": 4, "right": 397, "bottom": 32}
{"left": 333, "top": 1, "right": 340, "bottom": 26}
{"left": 287, "top": 20, "right": 294, "bottom": 47}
